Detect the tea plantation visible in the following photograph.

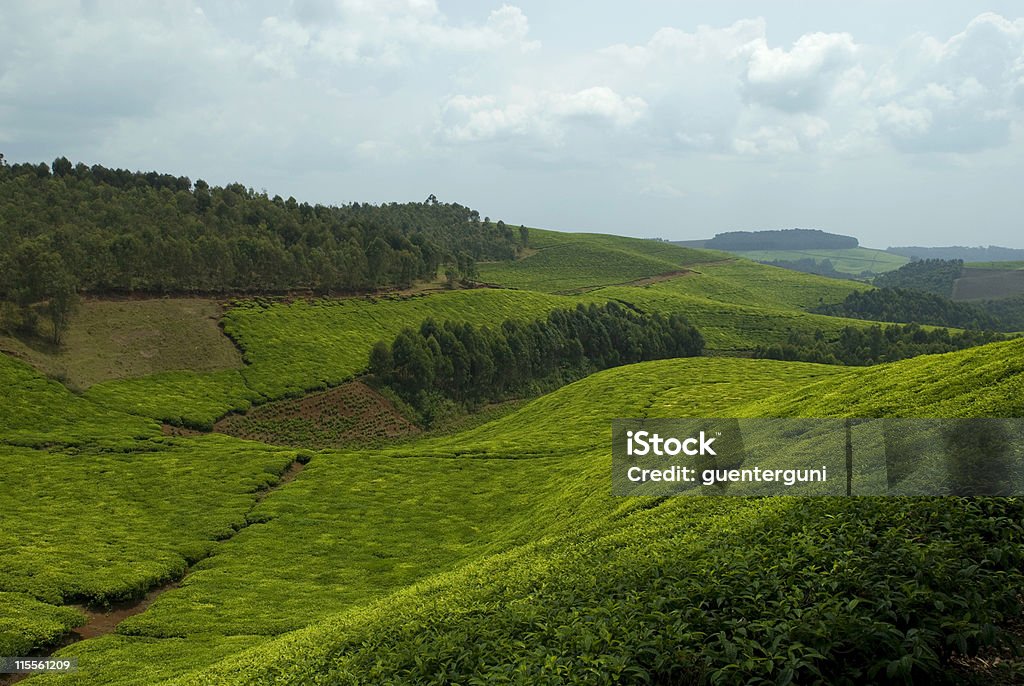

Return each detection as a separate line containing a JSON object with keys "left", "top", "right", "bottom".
{"left": 2, "top": 228, "right": 1022, "bottom": 684}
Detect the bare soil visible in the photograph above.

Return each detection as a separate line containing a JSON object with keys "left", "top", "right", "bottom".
{"left": 213, "top": 380, "right": 420, "bottom": 449}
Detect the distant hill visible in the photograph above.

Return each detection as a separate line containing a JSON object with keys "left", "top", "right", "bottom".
{"left": 887, "top": 245, "right": 1024, "bottom": 261}
{"left": 703, "top": 229, "right": 858, "bottom": 251}
{"left": 667, "top": 230, "right": 904, "bottom": 279}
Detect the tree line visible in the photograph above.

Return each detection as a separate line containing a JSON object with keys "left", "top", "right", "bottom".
{"left": 814, "top": 286, "right": 1024, "bottom": 332}
{"left": 873, "top": 259, "right": 963, "bottom": 297}
{"left": 0, "top": 155, "right": 527, "bottom": 343}
{"left": 369, "top": 302, "right": 704, "bottom": 425}
{"left": 812, "top": 287, "right": 1004, "bottom": 331}
{"left": 753, "top": 323, "right": 1004, "bottom": 366}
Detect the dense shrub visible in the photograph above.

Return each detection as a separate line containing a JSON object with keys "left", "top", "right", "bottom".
{"left": 370, "top": 302, "right": 704, "bottom": 423}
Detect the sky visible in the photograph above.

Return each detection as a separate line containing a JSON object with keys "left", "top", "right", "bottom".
{"left": 1, "top": 1, "right": 1023, "bottom": 247}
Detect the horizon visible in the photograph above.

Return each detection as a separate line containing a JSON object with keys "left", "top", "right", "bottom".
{"left": 2, "top": 2, "right": 1023, "bottom": 246}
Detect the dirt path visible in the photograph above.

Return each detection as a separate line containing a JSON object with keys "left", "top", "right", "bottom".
{"left": 0, "top": 460, "right": 305, "bottom": 685}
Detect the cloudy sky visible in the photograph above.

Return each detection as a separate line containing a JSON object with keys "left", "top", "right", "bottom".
{"left": 2, "top": 1, "right": 1023, "bottom": 246}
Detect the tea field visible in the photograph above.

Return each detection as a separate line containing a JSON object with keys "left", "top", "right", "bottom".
{"left": 13, "top": 341, "right": 1024, "bottom": 684}
{"left": 477, "top": 228, "right": 727, "bottom": 293}
{"left": 3, "top": 228, "right": 1023, "bottom": 684}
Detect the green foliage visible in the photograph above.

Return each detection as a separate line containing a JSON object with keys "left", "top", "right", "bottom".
{"left": 0, "top": 437, "right": 297, "bottom": 607}
{"left": 16, "top": 343, "right": 1024, "bottom": 684}
{"left": 0, "top": 592, "right": 85, "bottom": 655}
{"left": 753, "top": 323, "right": 1005, "bottom": 366}
{"left": 373, "top": 303, "right": 703, "bottom": 423}
{"left": 0, "top": 352, "right": 159, "bottom": 448}
{"left": 478, "top": 227, "right": 722, "bottom": 292}
{"left": 874, "top": 259, "right": 964, "bottom": 297}
{"left": 744, "top": 337, "right": 1024, "bottom": 418}
{"left": 221, "top": 289, "right": 595, "bottom": 399}
{"left": 8, "top": 219, "right": 1024, "bottom": 685}
{"left": 84, "top": 370, "right": 262, "bottom": 430}
{"left": 0, "top": 159, "right": 520, "bottom": 295}
{"left": 813, "top": 287, "right": 1005, "bottom": 330}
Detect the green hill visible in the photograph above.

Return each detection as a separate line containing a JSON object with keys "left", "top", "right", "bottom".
{"left": 477, "top": 228, "right": 728, "bottom": 293}
{"left": 65, "top": 232, "right": 874, "bottom": 429}
{"left": 4, "top": 223, "right": 1023, "bottom": 685}
{"left": 17, "top": 343, "right": 1023, "bottom": 685}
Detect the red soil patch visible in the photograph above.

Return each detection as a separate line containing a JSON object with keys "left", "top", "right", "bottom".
{"left": 213, "top": 381, "right": 420, "bottom": 449}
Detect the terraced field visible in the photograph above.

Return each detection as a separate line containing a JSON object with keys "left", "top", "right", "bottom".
{"left": 3, "top": 228, "right": 1022, "bottom": 684}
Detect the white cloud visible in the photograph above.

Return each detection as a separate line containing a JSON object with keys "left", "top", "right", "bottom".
{"left": 437, "top": 87, "right": 646, "bottom": 144}
{"left": 867, "top": 12, "right": 1024, "bottom": 153}
{"left": 2, "top": 4, "right": 1024, "bottom": 244}
{"left": 742, "top": 31, "right": 858, "bottom": 112}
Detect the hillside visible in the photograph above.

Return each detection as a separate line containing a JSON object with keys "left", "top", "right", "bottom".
{"left": 953, "top": 267, "right": 1024, "bottom": 301}
{"left": 8, "top": 344, "right": 1020, "bottom": 684}
{"left": 3, "top": 224, "right": 1023, "bottom": 685}
{"left": 21, "top": 230, "right": 875, "bottom": 431}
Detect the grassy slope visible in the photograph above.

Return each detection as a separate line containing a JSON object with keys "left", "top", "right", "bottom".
{"left": 13, "top": 228, "right": 1015, "bottom": 684}
{"left": 222, "top": 289, "right": 602, "bottom": 399}
{"left": 728, "top": 247, "right": 909, "bottom": 274}
{"left": 0, "top": 352, "right": 159, "bottom": 449}
{"left": 39, "top": 230, "right": 871, "bottom": 428}
{"left": 0, "top": 354, "right": 302, "bottom": 660}
{"left": 478, "top": 228, "right": 731, "bottom": 293}
{"left": 29, "top": 340, "right": 1024, "bottom": 684}
{"left": 953, "top": 267, "right": 1024, "bottom": 301}
{"left": 0, "top": 299, "right": 242, "bottom": 390}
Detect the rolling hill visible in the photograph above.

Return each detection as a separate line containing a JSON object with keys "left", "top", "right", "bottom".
{"left": 3, "top": 226, "right": 1022, "bottom": 685}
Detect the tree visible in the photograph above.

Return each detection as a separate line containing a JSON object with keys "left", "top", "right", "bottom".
{"left": 52, "top": 156, "right": 73, "bottom": 177}
{"left": 48, "top": 270, "right": 78, "bottom": 345}
{"left": 368, "top": 341, "right": 393, "bottom": 379}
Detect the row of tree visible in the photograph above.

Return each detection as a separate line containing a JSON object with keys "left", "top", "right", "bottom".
{"left": 812, "top": 287, "right": 1005, "bottom": 331}
{"left": 753, "top": 323, "right": 1004, "bottom": 366}
{"left": 0, "top": 156, "right": 526, "bottom": 298}
{"left": 369, "top": 302, "right": 704, "bottom": 425}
